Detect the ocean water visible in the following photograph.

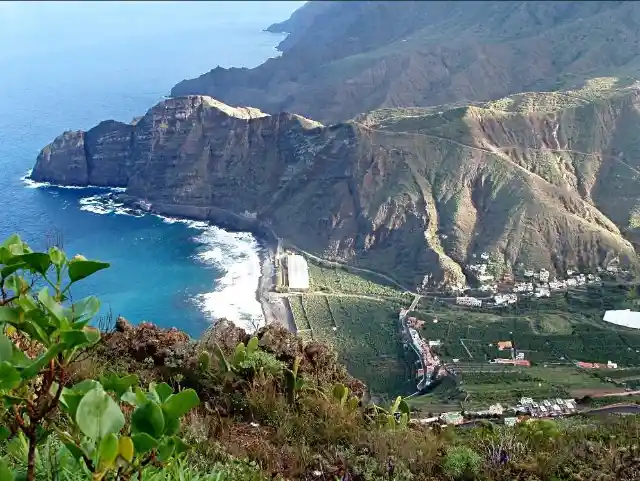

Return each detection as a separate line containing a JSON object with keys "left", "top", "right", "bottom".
{"left": 0, "top": 1, "right": 304, "bottom": 335}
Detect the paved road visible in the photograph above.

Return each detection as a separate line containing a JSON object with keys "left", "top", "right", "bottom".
{"left": 582, "top": 404, "right": 640, "bottom": 415}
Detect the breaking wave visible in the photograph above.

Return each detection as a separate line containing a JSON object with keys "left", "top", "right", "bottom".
{"left": 22, "top": 170, "right": 265, "bottom": 332}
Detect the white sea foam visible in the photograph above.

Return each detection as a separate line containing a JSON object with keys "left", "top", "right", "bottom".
{"left": 191, "top": 228, "right": 265, "bottom": 333}
{"left": 64, "top": 188, "right": 265, "bottom": 332}
{"left": 21, "top": 169, "right": 126, "bottom": 192}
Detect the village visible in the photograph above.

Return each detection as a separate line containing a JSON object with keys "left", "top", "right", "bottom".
{"left": 450, "top": 252, "right": 620, "bottom": 309}
{"left": 412, "top": 395, "right": 581, "bottom": 428}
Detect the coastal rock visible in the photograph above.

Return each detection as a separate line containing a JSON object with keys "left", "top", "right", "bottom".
{"left": 103, "top": 320, "right": 191, "bottom": 364}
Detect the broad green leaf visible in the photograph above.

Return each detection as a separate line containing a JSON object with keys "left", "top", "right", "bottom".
{"left": 164, "top": 417, "right": 180, "bottom": 436}
{"left": 60, "top": 391, "right": 85, "bottom": 419}
{"left": 48, "top": 247, "right": 66, "bottom": 267}
{"left": 98, "top": 433, "right": 119, "bottom": 467}
{"left": 152, "top": 382, "right": 173, "bottom": 403}
{"left": 390, "top": 396, "right": 401, "bottom": 415}
{"left": 172, "top": 436, "right": 190, "bottom": 455}
{"left": 59, "top": 329, "right": 92, "bottom": 349}
{"left": 118, "top": 436, "right": 134, "bottom": 463}
{"left": 246, "top": 336, "right": 259, "bottom": 354}
{"left": 71, "top": 379, "right": 102, "bottom": 394}
{"left": 0, "top": 457, "right": 14, "bottom": 481}
{"left": 66, "top": 296, "right": 100, "bottom": 324}
{"left": 84, "top": 327, "right": 100, "bottom": 345}
{"left": 75, "top": 387, "right": 125, "bottom": 440}
{"left": 131, "top": 433, "right": 158, "bottom": 455}
{"left": 0, "top": 426, "right": 10, "bottom": 441}
{"left": 21, "top": 343, "right": 65, "bottom": 380}
{"left": 37, "top": 288, "right": 65, "bottom": 324}
{"left": 100, "top": 374, "right": 139, "bottom": 398}
{"left": 120, "top": 390, "right": 138, "bottom": 407}
{"left": 0, "top": 362, "right": 21, "bottom": 390}
{"left": 16, "top": 253, "right": 50, "bottom": 276}
{"left": 233, "top": 342, "right": 246, "bottom": 366}
{"left": 162, "top": 389, "right": 199, "bottom": 420}
{"left": 0, "top": 307, "right": 20, "bottom": 323}
{"left": 131, "top": 401, "right": 164, "bottom": 437}
{"left": 10, "top": 347, "right": 29, "bottom": 368}
{"left": 62, "top": 442, "right": 85, "bottom": 462}
{"left": 16, "top": 309, "right": 51, "bottom": 346}
{"left": 398, "top": 399, "right": 410, "bottom": 415}
{"left": 0, "top": 234, "right": 23, "bottom": 250}
{"left": 16, "top": 294, "right": 37, "bottom": 312}
{"left": 0, "top": 334, "right": 13, "bottom": 363}
{"left": 157, "top": 438, "right": 175, "bottom": 462}
{"left": 0, "top": 262, "right": 24, "bottom": 279}
{"left": 68, "top": 260, "right": 110, "bottom": 283}
{"left": 134, "top": 387, "right": 148, "bottom": 405}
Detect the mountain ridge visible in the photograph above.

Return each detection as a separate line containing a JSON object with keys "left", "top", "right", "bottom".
{"left": 171, "top": 1, "right": 640, "bottom": 124}
{"left": 31, "top": 81, "right": 640, "bottom": 288}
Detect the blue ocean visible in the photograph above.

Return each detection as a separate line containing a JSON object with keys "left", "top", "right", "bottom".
{"left": 0, "top": 1, "right": 303, "bottom": 336}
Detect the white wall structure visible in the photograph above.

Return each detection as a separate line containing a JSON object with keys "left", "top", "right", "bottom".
{"left": 286, "top": 254, "right": 310, "bottom": 290}
{"left": 603, "top": 309, "right": 640, "bottom": 329}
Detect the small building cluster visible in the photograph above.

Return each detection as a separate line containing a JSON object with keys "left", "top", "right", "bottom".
{"left": 576, "top": 360, "right": 618, "bottom": 369}
{"left": 406, "top": 316, "right": 425, "bottom": 329}
{"left": 494, "top": 293, "right": 518, "bottom": 305}
{"left": 514, "top": 397, "right": 577, "bottom": 417}
{"left": 456, "top": 296, "right": 482, "bottom": 307}
{"left": 489, "top": 358, "right": 531, "bottom": 367}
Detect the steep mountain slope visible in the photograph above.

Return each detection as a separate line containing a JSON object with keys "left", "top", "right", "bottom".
{"left": 32, "top": 81, "right": 640, "bottom": 288}
{"left": 171, "top": 1, "right": 640, "bottom": 124}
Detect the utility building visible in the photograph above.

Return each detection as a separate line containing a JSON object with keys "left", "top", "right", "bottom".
{"left": 286, "top": 254, "right": 310, "bottom": 290}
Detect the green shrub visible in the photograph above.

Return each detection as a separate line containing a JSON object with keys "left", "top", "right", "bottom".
{"left": 442, "top": 446, "right": 482, "bottom": 480}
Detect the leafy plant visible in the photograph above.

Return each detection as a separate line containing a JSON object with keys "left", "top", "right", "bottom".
{"left": 0, "top": 235, "right": 200, "bottom": 480}
{"left": 370, "top": 396, "right": 411, "bottom": 430}
{"left": 330, "top": 382, "right": 359, "bottom": 412}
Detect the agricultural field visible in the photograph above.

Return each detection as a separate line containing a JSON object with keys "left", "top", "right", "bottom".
{"left": 410, "top": 366, "right": 623, "bottom": 412}
{"left": 306, "top": 261, "right": 410, "bottom": 300}
{"left": 289, "top": 290, "right": 412, "bottom": 395}
{"left": 288, "top": 256, "right": 640, "bottom": 400}
{"left": 411, "top": 286, "right": 640, "bottom": 366}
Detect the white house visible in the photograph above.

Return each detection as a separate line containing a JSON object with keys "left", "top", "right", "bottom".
{"left": 480, "top": 252, "right": 490, "bottom": 260}
{"left": 489, "top": 403, "right": 504, "bottom": 415}
{"left": 539, "top": 269, "right": 550, "bottom": 283}
{"left": 603, "top": 310, "right": 640, "bottom": 329}
{"left": 607, "top": 360, "right": 618, "bottom": 369}
{"left": 535, "top": 287, "right": 551, "bottom": 298}
{"left": 524, "top": 269, "right": 535, "bottom": 278}
{"left": 456, "top": 296, "right": 482, "bottom": 307}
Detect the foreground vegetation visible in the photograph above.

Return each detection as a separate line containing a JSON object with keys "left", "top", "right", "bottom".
{"left": 3, "top": 235, "right": 640, "bottom": 480}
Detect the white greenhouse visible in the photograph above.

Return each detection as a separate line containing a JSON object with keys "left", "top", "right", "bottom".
{"left": 603, "top": 309, "right": 640, "bottom": 329}
{"left": 286, "top": 254, "right": 310, "bottom": 290}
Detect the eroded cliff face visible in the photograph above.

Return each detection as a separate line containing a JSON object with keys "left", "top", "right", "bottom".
{"left": 32, "top": 87, "right": 640, "bottom": 289}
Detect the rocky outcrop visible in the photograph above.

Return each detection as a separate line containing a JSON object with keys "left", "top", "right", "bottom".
{"left": 32, "top": 85, "right": 640, "bottom": 288}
